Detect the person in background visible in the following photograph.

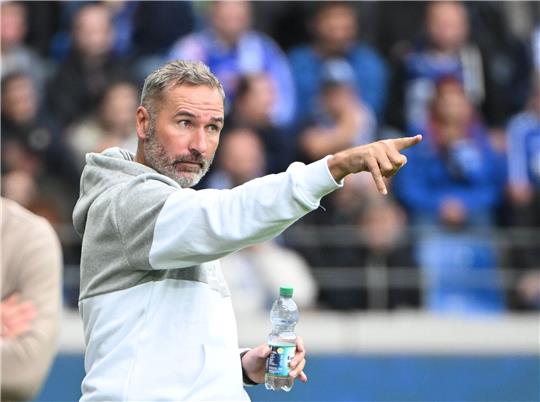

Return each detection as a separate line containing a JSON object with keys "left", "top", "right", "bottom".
{"left": 132, "top": 1, "right": 195, "bottom": 57}
{"left": 354, "top": 197, "right": 419, "bottom": 310}
{"left": 208, "top": 127, "right": 266, "bottom": 190}
{"left": 1, "top": 198, "right": 62, "bottom": 402}
{"left": 47, "top": 2, "right": 133, "bottom": 128}
{"left": 288, "top": 58, "right": 382, "bottom": 310}
{"left": 67, "top": 81, "right": 139, "bottom": 168}
{"left": 1, "top": 72, "right": 80, "bottom": 224}
{"left": 130, "top": 1, "right": 196, "bottom": 82}
{"left": 298, "top": 59, "right": 377, "bottom": 163}
{"left": 506, "top": 76, "right": 540, "bottom": 309}
{"left": 395, "top": 78, "right": 504, "bottom": 227}
{"left": 226, "top": 73, "right": 292, "bottom": 174}
{"left": 168, "top": 0, "right": 295, "bottom": 127}
{"left": 534, "top": 24, "right": 540, "bottom": 71}
{"left": 209, "top": 129, "right": 318, "bottom": 314}
{"left": 394, "top": 78, "right": 506, "bottom": 313}
{"left": 289, "top": 1, "right": 388, "bottom": 124}
{"left": 465, "top": 2, "right": 533, "bottom": 128}
{"left": 404, "top": 1, "right": 485, "bottom": 130}
{"left": 0, "top": 1, "right": 49, "bottom": 99}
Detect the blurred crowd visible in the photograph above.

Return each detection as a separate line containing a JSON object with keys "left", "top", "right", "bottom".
{"left": 2, "top": 1, "right": 539, "bottom": 313}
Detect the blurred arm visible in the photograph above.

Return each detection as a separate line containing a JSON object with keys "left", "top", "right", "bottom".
{"left": 1, "top": 216, "right": 62, "bottom": 401}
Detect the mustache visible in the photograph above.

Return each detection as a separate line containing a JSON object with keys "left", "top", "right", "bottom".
{"left": 172, "top": 154, "right": 206, "bottom": 167}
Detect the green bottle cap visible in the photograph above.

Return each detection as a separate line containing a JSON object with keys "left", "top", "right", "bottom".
{"left": 279, "top": 286, "right": 294, "bottom": 297}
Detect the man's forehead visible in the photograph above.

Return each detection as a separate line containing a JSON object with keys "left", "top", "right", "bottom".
{"left": 163, "top": 84, "right": 224, "bottom": 115}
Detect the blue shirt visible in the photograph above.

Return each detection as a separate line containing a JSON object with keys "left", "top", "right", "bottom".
{"left": 168, "top": 29, "right": 296, "bottom": 128}
{"left": 393, "top": 122, "right": 505, "bottom": 225}
{"left": 507, "top": 111, "right": 540, "bottom": 188}
{"left": 288, "top": 44, "right": 388, "bottom": 124}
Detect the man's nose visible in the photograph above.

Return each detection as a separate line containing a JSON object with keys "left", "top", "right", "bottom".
{"left": 189, "top": 127, "right": 208, "bottom": 155}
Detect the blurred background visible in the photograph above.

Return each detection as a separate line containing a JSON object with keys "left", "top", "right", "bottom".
{"left": 1, "top": 1, "right": 539, "bottom": 401}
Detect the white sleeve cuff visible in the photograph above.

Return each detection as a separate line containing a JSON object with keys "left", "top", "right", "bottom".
{"left": 289, "top": 156, "right": 343, "bottom": 209}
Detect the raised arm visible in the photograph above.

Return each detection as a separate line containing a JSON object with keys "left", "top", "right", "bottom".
{"left": 116, "top": 136, "right": 422, "bottom": 270}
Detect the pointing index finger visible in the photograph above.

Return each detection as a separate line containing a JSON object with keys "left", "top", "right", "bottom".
{"left": 392, "top": 134, "right": 423, "bottom": 151}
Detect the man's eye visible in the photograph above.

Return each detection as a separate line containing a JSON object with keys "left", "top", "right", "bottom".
{"left": 207, "top": 124, "right": 219, "bottom": 133}
{"left": 178, "top": 120, "right": 191, "bottom": 128}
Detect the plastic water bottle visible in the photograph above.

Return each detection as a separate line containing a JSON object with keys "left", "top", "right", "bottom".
{"left": 265, "top": 286, "right": 299, "bottom": 392}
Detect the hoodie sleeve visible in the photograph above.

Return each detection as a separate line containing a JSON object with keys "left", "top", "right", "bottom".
{"left": 114, "top": 158, "right": 341, "bottom": 270}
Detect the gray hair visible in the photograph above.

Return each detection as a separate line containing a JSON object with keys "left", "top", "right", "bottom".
{"left": 140, "top": 60, "right": 225, "bottom": 115}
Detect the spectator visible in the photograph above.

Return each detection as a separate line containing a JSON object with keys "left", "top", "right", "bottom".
{"left": 507, "top": 77, "right": 540, "bottom": 231}
{"left": 466, "top": 2, "right": 533, "bottom": 127}
{"left": 1, "top": 72, "right": 80, "bottom": 223}
{"left": 1, "top": 197, "right": 62, "bottom": 401}
{"left": 289, "top": 1, "right": 388, "bottom": 124}
{"left": 0, "top": 1, "right": 48, "bottom": 98}
{"left": 210, "top": 129, "right": 317, "bottom": 313}
{"left": 207, "top": 127, "right": 266, "bottom": 190}
{"left": 131, "top": 1, "right": 196, "bottom": 83}
{"left": 395, "top": 78, "right": 504, "bottom": 227}
{"left": 534, "top": 24, "right": 540, "bottom": 71}
{"left": 394, "top": 78, "right": 506, "bottom": 314}
{"left": 67, "top": 81, "right": 139, "bottom": 168}
{"left": 506, "top": 76, "right": 540, "bottom": 309}
{"left": 132, "top": 1, "right": 195, "bottom": 57}
{"left": 355, "top": 197, "right": 419, "bottom": 310}
{"left": 168, "top": 0, "right": 295, "bottom": 127}
{"left": 298, "top": 59, "right": 377, "bottom": 163}
{"left": 404, "top": 1, "right": 485, "bottom": 130}
{"left": 47, "top": 3, "right": 133, "bottom": 127}
{"left": 227, "top": 73, "right": 293, "bottom": 173}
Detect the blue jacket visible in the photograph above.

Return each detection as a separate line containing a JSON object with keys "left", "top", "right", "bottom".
{"left": 168, "top": 29, "right": 295, "bottom": 128}
{"left": 507, "top": 111, "right": 540, "bottom": 189}
{"left": 288, "top": 44, "right": 388, "bottom": 124}
{"left": 393, "top": 123, "right": 505, "bottom": 224}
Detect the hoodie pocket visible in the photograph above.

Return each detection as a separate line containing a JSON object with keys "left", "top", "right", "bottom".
{"left": 183, "top": 344, "right": 246, "bottom": 401}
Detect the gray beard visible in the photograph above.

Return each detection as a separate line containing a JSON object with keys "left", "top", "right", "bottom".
{"left": 143, "top": 123, "right": 213, "bottom": 188}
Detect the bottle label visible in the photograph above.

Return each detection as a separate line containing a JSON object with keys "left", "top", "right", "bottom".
{"left": 266, "top": 344, "right": 296, "bottom": 377}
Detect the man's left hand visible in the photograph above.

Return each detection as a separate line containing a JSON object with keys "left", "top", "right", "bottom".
{"left": 241, "top": 336, "right": 308, "bottom": 384}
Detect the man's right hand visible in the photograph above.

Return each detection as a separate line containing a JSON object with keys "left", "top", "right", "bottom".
{"left": 327, "top": 135, "right": 423, "bottom": 194}
{"left": 1, "top": 293, "right": 36, "bottom": 338}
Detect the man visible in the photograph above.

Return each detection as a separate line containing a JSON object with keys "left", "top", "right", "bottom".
{"left": 47, "top": 3, "right": 132, "bottom": 128}
{"left": 404, "top": 1, "right": 485, "bottom": 129}
{"left": 1, "top": 197, "right": 62, "bottom": 401}
{"left": 73, "top": 60, "right": 421, "bottom": 401}
{"left": 288, "top": 1, "right": 388, "bottom": 123}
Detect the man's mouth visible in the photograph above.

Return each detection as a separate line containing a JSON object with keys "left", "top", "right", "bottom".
{"left": 173, "top": 160, "right": 203, "bottom": 172}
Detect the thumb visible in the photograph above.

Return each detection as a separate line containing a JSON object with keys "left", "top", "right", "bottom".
{"left": 259, "top": 345, "right": 271, "bottom": 358}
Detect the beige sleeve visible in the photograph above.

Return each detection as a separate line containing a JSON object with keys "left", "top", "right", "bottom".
{"left": 1, "top": 219, "right": 62, "bottom": 401}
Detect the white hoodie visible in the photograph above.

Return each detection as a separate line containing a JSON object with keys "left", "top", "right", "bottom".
{"left": 73, "top": 147, "right": 341, "bottom": 401}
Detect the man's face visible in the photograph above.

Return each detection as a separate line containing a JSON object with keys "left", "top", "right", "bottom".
{"left": 140, "top": 85, "right": 224, "bottom": 187}
{"left": 1, "top": 76, "right": 37, "bottom": 124}
{"left": 427, "top": 2, "right": 468, "bottom": 52}
{"left": 314, "top": 5, "right": 357, "bottom": 54}
{"left": 210, "top": 1, "right": 251, "bottom": 45}
{"left": 74, "top": 5, "right": 113, "bottom": 58}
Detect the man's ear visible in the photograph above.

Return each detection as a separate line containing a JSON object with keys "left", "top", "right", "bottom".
{"left": 136, "top": 106, "right": 151, "bottom": 140}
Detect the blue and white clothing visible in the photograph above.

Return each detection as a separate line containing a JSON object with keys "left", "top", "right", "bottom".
{"left": 405, "top": 45, "right": 484, "bottom": 129}
{"left": 393, "top": 122, "right": 505, "bottom": 226}
{"left": 168, "top": 30, "right": 296, "bottom": 127}
{"left": 288, "top": 44, "right": 388, "bottom": 124}
{"left": 507, "top": 111, "right": 540, "bottom": 188}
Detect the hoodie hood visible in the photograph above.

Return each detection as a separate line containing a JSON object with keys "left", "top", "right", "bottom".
{"left": 73, "top": 147, "right": 168, "bottom": 237}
